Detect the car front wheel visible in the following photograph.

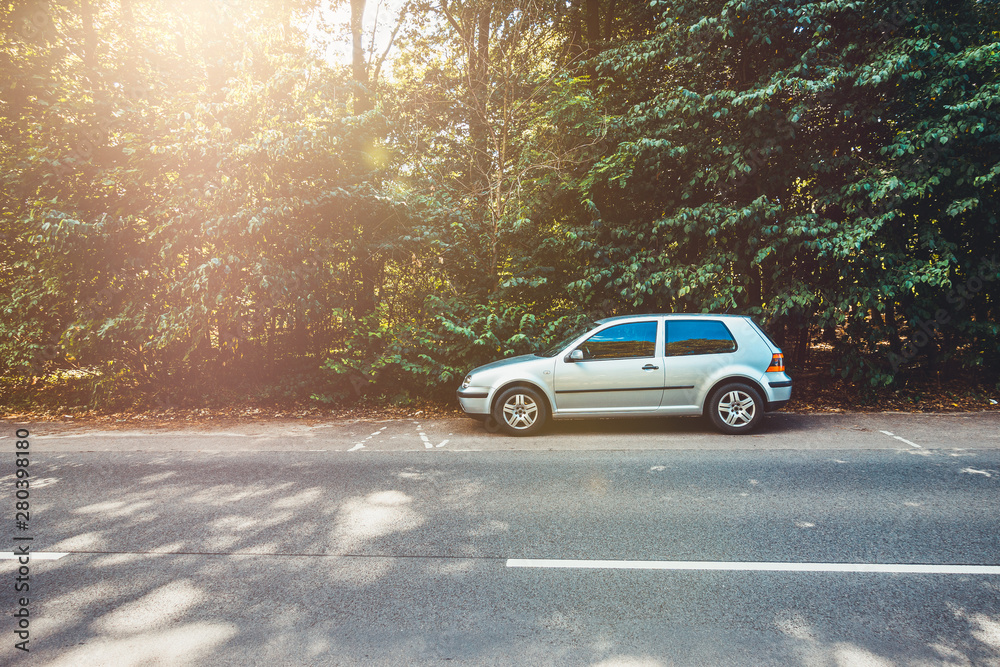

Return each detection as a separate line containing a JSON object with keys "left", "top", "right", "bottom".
{"left": 492, "top": 386, "right": 547, "bottom": 436}
{"left": 708, "top": 382, "right": 763, "bottom": 434}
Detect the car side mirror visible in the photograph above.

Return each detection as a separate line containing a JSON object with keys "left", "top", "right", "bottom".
{"left": 568, "top": 349, "right": 584, "bottom": 362}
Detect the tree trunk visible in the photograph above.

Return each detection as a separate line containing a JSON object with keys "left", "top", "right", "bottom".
{"left": 746, "top": 264, "right": 764, "bottom": 310}
{"left": 884, "top": 301, "right": 903, "bottom": 356}
{"left": 468, "top": 4, "right": 491, "bottom": 179}
{"left": 355, "top": 250, "right": 379, "bottom": 318}
{"left": 603, "top": 0, "right": 617, "bottom": 44}
{"left": 586, "top": 0, "right": 600, "bottom": 44}
{"left": 351, "top": 0, "right": 370, "bottom": 113}
{"left": 794, "top": 323, "right": 810, "bottom": 371}
{"left": 350, "top": 0, "right": 381, "bottom": 316}
{"left": 584, "top": 0, "right": 600, "bottom": 81}
{"left": 81, "top": 1, "right": 98, "bottom": 71}
{"left": 267, "top": 312, "right": 275, "bottom": 374}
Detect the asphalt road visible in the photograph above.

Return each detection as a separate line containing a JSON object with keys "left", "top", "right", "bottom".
{"left": 2, "top": 412, "right": 999, "bottom": 666}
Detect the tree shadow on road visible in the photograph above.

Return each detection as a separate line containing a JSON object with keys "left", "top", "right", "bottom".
{"left": 2, "top": 451, "right": 998, "bottom": 665}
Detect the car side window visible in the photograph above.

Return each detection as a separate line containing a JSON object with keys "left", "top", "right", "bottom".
{"left": 665, "top": 320, "right": 737, "bottom": 356}
{"left": 577, "top": 322, "right": 657, "bottom": 360}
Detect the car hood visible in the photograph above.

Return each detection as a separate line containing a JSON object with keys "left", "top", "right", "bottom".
{"left": 471, "top": 353, "right": 541, "bottom": 374}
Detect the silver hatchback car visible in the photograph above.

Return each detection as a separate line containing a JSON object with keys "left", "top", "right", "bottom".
{"left": 457, "top": 314, "right": 792, "bottom": 435}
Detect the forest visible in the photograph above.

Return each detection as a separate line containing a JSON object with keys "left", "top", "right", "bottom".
{"left": 1, "top": 0, "right": 998, "bottom": 412}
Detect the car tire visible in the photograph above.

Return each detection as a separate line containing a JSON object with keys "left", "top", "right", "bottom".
{"left": 707, "top": 382, "right": 764, "bottom": 434}
{"left": 492, "top": 386, "right": 547, "bottom": 436}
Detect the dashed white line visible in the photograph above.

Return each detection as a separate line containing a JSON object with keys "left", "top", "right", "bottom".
{"left": 880, "top": 430, "right": 922, "bottom": 449}
{"left": 346, "top": 426, "right": 388, "bottom": 452}
{"left": 506, "top": 558, "right": 1000, "bottom": 575}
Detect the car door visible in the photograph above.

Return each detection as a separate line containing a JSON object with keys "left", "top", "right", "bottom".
{"left": 659, "top": 319, "right": 738, "bottom": 413}
{"left": 553, "top": 320, "right": 664, "bottom": 413}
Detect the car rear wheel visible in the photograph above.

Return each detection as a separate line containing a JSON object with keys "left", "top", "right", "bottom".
{"left": 708, "top": 382, "right": 763, "bottom": 434}
{"left": 493, "top": 386, "right": 547, "bottom": 436}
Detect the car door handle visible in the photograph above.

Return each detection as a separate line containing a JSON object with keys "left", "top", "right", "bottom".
{"left": 641, "top": 364, "right": 659, "bottom": 371}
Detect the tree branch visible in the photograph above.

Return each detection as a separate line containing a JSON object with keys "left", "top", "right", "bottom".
{"left": 372, "top": 1, "right": 412, "bottom": 86}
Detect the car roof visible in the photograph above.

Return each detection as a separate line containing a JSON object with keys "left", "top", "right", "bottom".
{"left": 594, "top": 313, "right": 750, "bottom": 325}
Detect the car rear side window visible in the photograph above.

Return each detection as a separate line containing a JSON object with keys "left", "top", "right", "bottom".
{"left": 665, "top": 320, "right": 737, "bottom": 356}
{"left": 579, "top": 322, "right": 657, "bottom": 360}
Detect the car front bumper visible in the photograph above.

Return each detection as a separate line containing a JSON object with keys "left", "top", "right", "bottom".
{"left": 456, "top": 387, "right": 490, "bottom": 416}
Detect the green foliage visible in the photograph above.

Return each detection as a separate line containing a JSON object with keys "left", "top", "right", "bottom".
{"left": 568, "top": 0, "right": 1000, "bottom": 382}
{"left": 1, "top": 0, "right": 399, "bottom": 400}
{"left": 2, "top": 0, "right": 998, "bottom": 410}
{"left": 317, "top": 298, "right": 589, "bottom": 401}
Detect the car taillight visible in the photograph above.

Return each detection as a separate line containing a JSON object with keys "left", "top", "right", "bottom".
{"left": 766, "top": 353, "right": 784, "bottom": 373}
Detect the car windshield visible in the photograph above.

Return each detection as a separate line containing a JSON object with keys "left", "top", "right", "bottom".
{"left": 534, "top": 322, "right": 598, "bottom": 357}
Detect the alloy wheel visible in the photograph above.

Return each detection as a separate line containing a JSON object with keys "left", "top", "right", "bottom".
{"left": 502, "top": 393, "right": 538, "bottom": 430}
{"left": 716, "top": 389, "right": 757, "bottom": 428}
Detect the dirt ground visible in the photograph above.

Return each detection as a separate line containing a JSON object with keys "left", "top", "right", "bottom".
{"left": 3, "top": 371, "right": 997, "bottom": 430}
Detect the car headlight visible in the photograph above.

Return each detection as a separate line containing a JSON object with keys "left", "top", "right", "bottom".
{"left": 462, "top": 374, "right": 472, "bottom": 389}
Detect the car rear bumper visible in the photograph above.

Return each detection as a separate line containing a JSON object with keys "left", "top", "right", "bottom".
{"left": 764, "top": 376, "right": 792, "bottom": 412}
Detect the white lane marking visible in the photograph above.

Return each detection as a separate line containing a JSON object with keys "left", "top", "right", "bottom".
{"left": 961, "top": 468, "right": 993, "bottom": 478}
{"left": 347, "top": 426, "right": 387, "bottom": 452}
{"left": 416, "top": 424, "right": 448, "bottom": 449}
{"left": 505, "top": 559, "right": 1000, "bottom": 575}
{"left": 880, "top": 430, "right": 922, "bottom": 449}
{"left": 1, "top": 552, "right": 69, "bottom": 560}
